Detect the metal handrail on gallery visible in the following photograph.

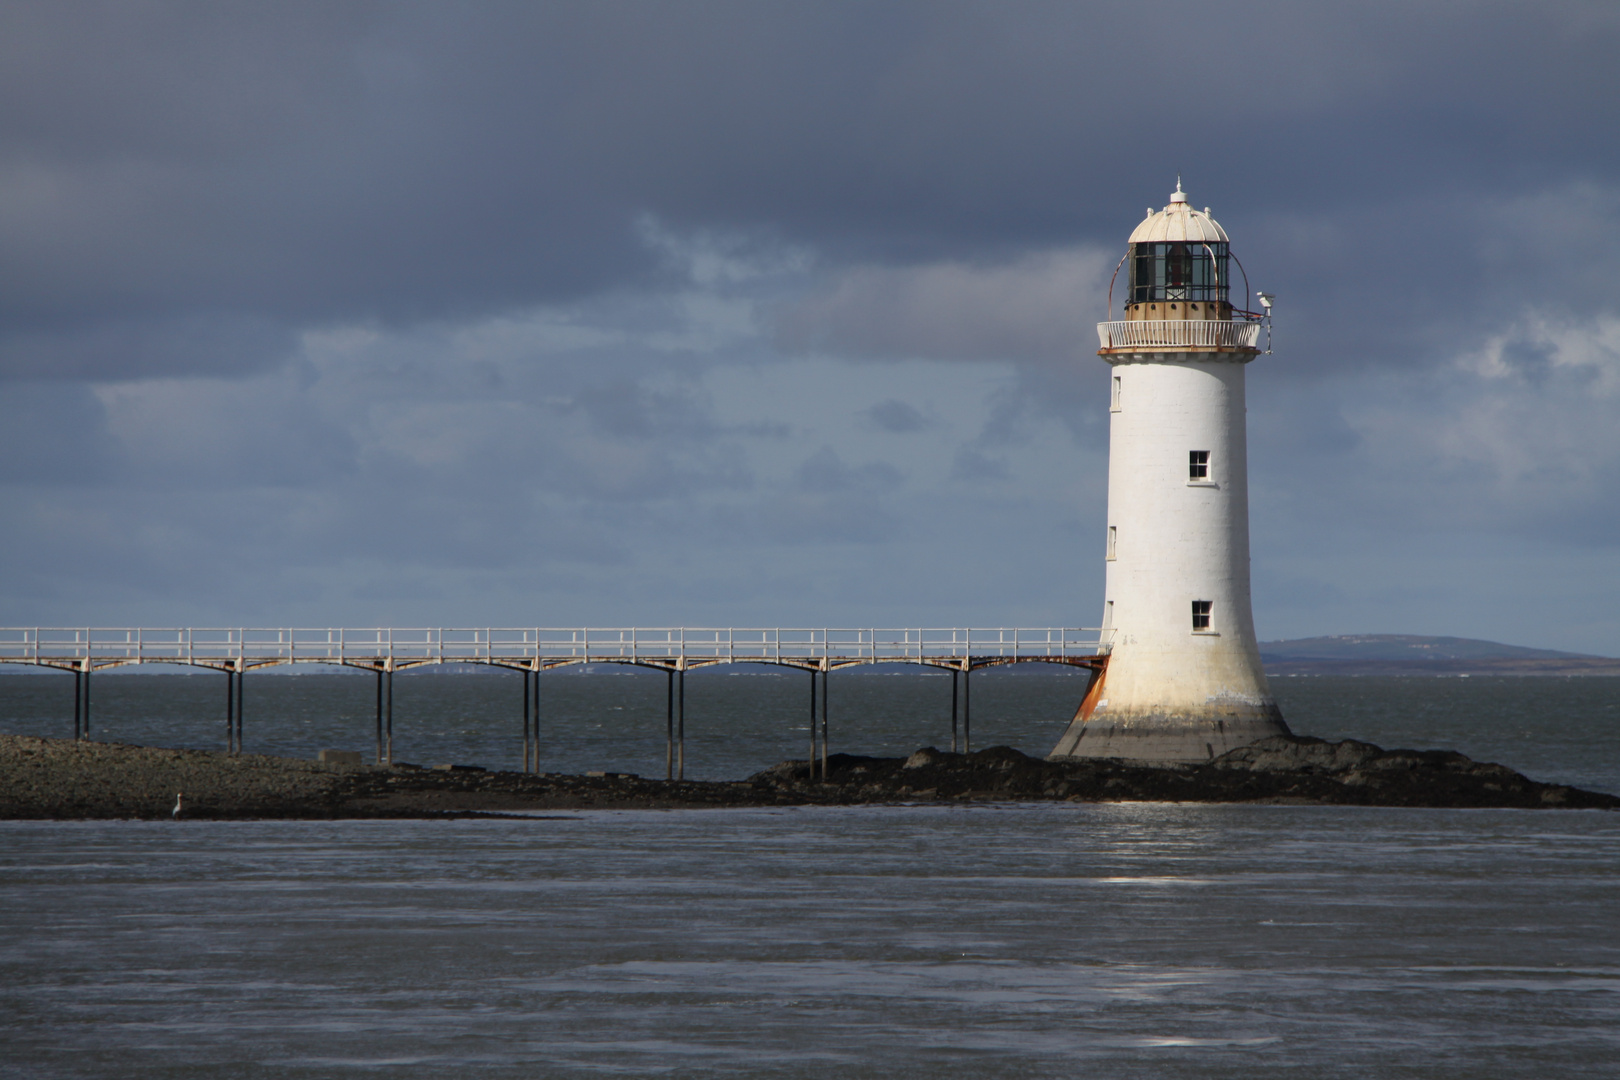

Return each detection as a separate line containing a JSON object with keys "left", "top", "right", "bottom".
{"left": 1096, "top": 319, "right": 1261, "bottom": 351}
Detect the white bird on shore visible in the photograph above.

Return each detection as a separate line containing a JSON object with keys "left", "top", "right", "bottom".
{"left": 172, "top": 792, "right": 183, "bottom": 820}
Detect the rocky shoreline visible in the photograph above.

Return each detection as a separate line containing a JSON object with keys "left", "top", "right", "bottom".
{"left": 0, "top": 733, "right": 1614, "bottom": 820}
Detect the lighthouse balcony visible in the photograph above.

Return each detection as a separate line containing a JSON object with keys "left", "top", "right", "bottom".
{"left": 1097, "top": 319, "right": 1261, "bottom": 354}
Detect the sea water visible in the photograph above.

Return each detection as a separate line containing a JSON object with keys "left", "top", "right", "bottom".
{"left": 1, "top": 673, "right": 1617, "bottom": 1077}
{"left": 1, "top": 668, "right": 1616, "bottom": 790}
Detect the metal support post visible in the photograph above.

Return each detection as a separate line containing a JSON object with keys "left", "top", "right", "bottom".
{"left": 236, "top": 666, "right": 245, "bottom": 754}
{"left": 385, "top": 667, "right": 394, "bottom": 765}
{"left": 374, "top": 668, "right": 384, "bottom": 765}
{"left": 522, "top": 667, "right": 531, "bottom": 773}
{"left": 677, "top": 666, "right": 686, "bottom": 781}
{"left": 532, "top": 668, "right": 541, "bottom": 773}
{"left": 225, "top": 669, "right": 235, "bottom": 754}
{"left": 951, "top": 669, "right": 959, "bottom": 754}
{"left": 73, "top": 669, "right": 82, "bottom": 741}
{"left": 82, "top": 666, "right": 91, "bottom": 741}
{"left": 820, "top": 667, "right": 829, "bottom": 781}
{"left": 808, "top": 667, "right": 818, "bottom": 778}
{"left": 963, "top": 662, "right": 971, "bottom": 754}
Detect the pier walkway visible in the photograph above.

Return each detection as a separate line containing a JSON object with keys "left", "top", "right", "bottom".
{"left": 0, "top": 627, "right": 1108, "bottom": 778}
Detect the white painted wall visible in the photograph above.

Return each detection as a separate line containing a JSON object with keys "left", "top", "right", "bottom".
{"left": 1095, "top": 354, "right": 1276, "bottom": 721}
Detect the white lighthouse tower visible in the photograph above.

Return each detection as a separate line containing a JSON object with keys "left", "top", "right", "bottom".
{"left": 1050, "top": 183, "right": 1289, "bottom": 763}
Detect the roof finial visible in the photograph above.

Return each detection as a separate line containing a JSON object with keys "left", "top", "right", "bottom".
{"left": 1176, "top": 174, "right": 1182, "bottom": 194}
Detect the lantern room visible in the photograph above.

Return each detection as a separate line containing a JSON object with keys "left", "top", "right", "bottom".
{"left": 1121, "top": 182, "right": 1235, "bottom": 322}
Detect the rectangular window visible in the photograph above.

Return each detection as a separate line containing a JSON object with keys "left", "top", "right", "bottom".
{"left": 1103, "top": 601, "right": 1114, "bottom": 629}
{"left": 1111, "top": 375, "right": 1121, "bottom": 411}
{"left": 1106, "top": 526, "right": 1117, "bottom": 560}
{"left": 1192, "top": 600, "right": 1212, "bottom": 631}
{"left": 1189, "top": 450, "right": 1210, "bottom": 480}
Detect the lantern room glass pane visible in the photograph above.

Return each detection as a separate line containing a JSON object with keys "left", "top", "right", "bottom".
{"left": 1127, "top": 242, "right": 1229, "bottom": 306}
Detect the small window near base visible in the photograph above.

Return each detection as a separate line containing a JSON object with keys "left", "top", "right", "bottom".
{"left": 1107, "top": 526, "right": 1117, "bottom": 560}
{"left": 1189, "top": 450, "right": 1209, "bottom": 480}
{"left": 1192, "top": 600, "right": 1212, "bottom": 631}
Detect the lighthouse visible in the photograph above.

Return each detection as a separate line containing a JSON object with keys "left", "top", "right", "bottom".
{"left": 1049, "top": 183, "right": 1289, "bottom": 763}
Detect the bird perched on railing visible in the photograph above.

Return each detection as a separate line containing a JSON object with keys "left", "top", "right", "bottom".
{"left": 172, "top": 792, "right": 183, "bottom": 820}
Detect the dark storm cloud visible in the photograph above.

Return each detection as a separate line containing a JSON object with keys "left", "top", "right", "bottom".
{"left": 4, "top": 1, "right": 1618, "bottom": 380}
{"left": 862, "top": 399, "right": 930, "bottom": 434}
{"left": 4, "top": 1, "right": 1619, "bottom": 650}
{"left": 0, "top": 313, "right": 294, "bottom": 380}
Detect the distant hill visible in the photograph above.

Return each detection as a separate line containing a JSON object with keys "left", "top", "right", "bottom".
{"left": 1258, "top": 635, "right": 1620, "bottom": 676}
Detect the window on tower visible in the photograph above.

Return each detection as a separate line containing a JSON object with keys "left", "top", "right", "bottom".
{"left": 1189, "top": 451, "right": 1210, "bottom": 480}
{"left": 1192, "top": 600, "right": 1213, "bottom": 631}
{"left": 1107, "top": 526, "right": 1117, "bottom": 560}
{"left": 1111, "top": 375, "right": 1121, "bottom": 411}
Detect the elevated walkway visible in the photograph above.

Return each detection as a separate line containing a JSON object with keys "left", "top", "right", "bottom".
{"left": 0, "top": 628, "right": 1108, "bottom": 776}
{"left": 0, "top": 626, "right": 1105, "bottom": 674}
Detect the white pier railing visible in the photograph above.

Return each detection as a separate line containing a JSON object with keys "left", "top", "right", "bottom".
{"left": 1096, "top": 319, "right": 1260, "bottom": 351}
{"left": 0, "top": 627, "right": 1109, "bottom": 672}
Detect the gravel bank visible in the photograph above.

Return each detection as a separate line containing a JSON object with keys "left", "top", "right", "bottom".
{"left": 2, "top": 734, "right": 1613, "bottom": 819}
{"left": 0, "top": 736, "right": 775, "bottom": 818}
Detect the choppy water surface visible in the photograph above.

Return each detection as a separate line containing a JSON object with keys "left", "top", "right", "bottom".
{"left": 2, "top": 673, "right": 1617, "bottom": 1077}
{"left": 2, "top": 806, "right": 1617, "bottom": 1078}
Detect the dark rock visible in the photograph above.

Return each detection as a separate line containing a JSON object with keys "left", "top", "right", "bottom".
{"left": 2, "top": 732, "right": 1615, "bottom": 819}
{"left": 1211, "top": 735, "right": 1383, "bottom": 774}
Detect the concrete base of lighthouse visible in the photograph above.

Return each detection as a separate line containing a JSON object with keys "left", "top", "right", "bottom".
{"left": 1048, "top": 708, "right": 1290, "bottom": 765}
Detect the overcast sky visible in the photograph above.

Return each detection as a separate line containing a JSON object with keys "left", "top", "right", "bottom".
{"left": 2, "top": 0, "right": 1617, "bottom": 654}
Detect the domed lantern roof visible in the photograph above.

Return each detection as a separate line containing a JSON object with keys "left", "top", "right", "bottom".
{"left": 1127, "top": 181, "right": 1229, "bottom": 244}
